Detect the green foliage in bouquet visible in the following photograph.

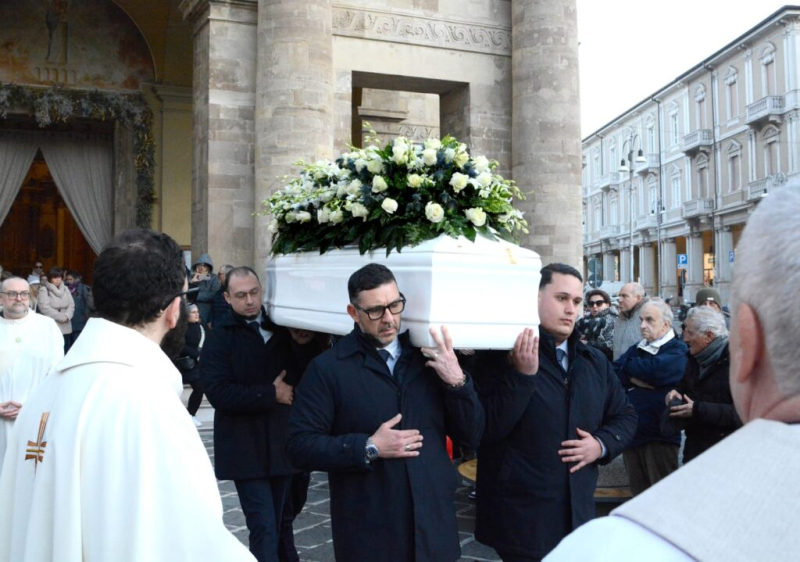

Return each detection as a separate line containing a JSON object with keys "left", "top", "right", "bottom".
{"left": 263, "top": 133, "right": 529, "bottom": 255}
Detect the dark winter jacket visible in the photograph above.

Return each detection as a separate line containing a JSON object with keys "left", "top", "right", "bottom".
{"left": 68, "top": 282, "right": 93, "bottom": 333}
{"left": 200, "top": 308, "right": 313, "bottom": 479}
{"left": 191, "top": 275, "right": 220, "bottom": 326}
{"left": 672, "top": 344, "right": 741, "bottom": 462}
{"left": 178, "top": 322, "right": 206, "bottom": 384}
{"left": 614, "top": 335, "right": 688, "bottom": 448}
{"left": 474, "top": 329, "right": 637, "bottom": 559}
{"left": 208, "top": 288, "right": 231, "bottom": 328}
{"left": 287, "top": 326, "right": 484, "bottom": 562}
{"left": 576, "top": 306, "right": 617, "bottom": 360}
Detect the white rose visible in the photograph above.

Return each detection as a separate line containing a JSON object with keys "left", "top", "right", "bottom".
{"left": 329, "top": 209, "right": 344, "bottom": 224}
{"left": 381, "top": 198, "right": 399, "bottom": 214}
{"left": 422, "top": 148, "right": 438, "bottom": 167}
{"left": 320, "top": 190, "right": 335, "bottom": 203}
{"left": 372, "top": 176, "right": 388, "bottom": 193}
{"left": 355, "top": 158, "right": 368, "bottom": 173}
{"left": 473, "top": 155, "right": 490, "bottom": 173}
{"left": 454, "top": 152, "right": 469, "bottom": 168}
{"left": 476, "top": 172, "right": 492, "bottom": 188}
{"left": 407, "top": 174, "right": 423, "bottom": 188}
{"left": 392, "top": 144, "right": 408, "bottom": 165}
{"left": 296, "top": 211, "right": 312, "bottom": 223}
{"left": 444, "top": 148, "right": 456, "bottom": 162}
{"left": 367, "top": 159, "right": 384, "bottom": 174}
{"left": 464, "top": 207, "right": 487, "bottom": 227}
{"left": 317, "top": 208, "right": 330, "bottom": 224}
{"left": 285, "top": 212, "right": 297, "bottom": 223}
{"left": 350, "top": 202, "right": 369, "bottom": 221}
{"left": 267, "top": 219, "right": 279, "bottom": 233}
{"left": 336, "top": 184, "right": 348, "bottom": 197}
{"left": 449, "top": 172, "right": 469, "bottom": 193}
{"left": 424, "top": 139, "right": 441, "bottom": 150}
{"left": 425, "top": 202, "right": 445, "bottom": 223}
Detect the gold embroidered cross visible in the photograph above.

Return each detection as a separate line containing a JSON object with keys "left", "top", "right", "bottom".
{"left": 25, "top": 412, "right": 50, "bottom": 474}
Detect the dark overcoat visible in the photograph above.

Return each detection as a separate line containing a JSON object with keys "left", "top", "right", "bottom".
{"left": 614, "top": 336, "right": 688, "bottom": 448}
{"left": 474, "top": 329, "right": 637, "bottom": 559}
{"left": 673, "top": 344, "right": 741, "bottom": 462}
{"left": 287, "top": 327, "right": 484, "bottom": 562}
{"left": 200, "top": 308, "right": 308, "bottom": 479}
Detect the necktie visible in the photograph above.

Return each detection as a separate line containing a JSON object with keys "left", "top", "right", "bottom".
{"left": 556, "top": 348, "right": 567, "bottom": 371}
{"left": 378, "top": 349, "right": 391, "bottom": 363}
{"left": 248, "top": 321, "right": 260, "bottom": 332}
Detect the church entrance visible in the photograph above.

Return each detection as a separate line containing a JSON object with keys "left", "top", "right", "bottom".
{"left": 0, "top": 151, "right": 97, "bottom": 284}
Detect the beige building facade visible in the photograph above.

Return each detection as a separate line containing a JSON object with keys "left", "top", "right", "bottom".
{"left": 582, "top": 6, "right": 800, "bottom": 305}
{"left": 1, "top": 0, "right": 585, "bottom": 279}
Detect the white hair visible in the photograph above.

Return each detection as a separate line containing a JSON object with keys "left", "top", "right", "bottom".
{"left": 731, "top": 182, "right": 800, "bottom": 395}
{"left": 686, "top": 306, "right": 728, "bottom": 339}
{"left": 623, "top": 282, "right": 645, "bottom": 299}
{"left": 642, "top": 297, "right": 673, "bottom": 326}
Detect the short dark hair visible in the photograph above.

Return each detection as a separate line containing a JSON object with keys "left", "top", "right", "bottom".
{"left": 585, "top": 289, "right": 610, "bottom": 304}
{"left": 66, "top": 270, "right": 82, "bottom": 281}
{"left": 48, "top": 266, "right": 64, "bottom": 279}
{"left": 348, "top": 264, "right": 397, "bottom": 303}
{"left": 539, "top": 263, "right": 583, "bottom": 289}
{"left": 93, "top": 229, "right": 186, "bottom": 327}
{"left": 225, "top": 266, "right": 260, "bottom": 290}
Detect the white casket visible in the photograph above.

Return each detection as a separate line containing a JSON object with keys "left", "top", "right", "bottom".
{"left": 265, "top": 234, "right": 541, "bottom": 349}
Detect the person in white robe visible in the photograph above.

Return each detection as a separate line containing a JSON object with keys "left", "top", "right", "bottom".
{"left": 0, "top": 230, "right": 255, "bottom": 562}
{"left": 0, "top": 277, "right": 63, "bottom": 468}
{"left": 544, "top": 180, "right": 800, "bottom": 562}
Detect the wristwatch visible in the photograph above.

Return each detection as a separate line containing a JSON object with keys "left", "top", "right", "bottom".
{"left": 365, "top": 437, "right": 380, "bottom": 464}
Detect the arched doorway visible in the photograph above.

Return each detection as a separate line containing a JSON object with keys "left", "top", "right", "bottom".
{"left": 0, "top": 151, "right": 96, "bottom": 283}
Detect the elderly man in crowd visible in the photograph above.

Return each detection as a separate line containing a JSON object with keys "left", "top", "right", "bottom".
{"left": 288, "top": 264, "right": 484, "bottom": 562}
{"left": 0, "top": 229, "right": 254, "bottom": 562}
{"left": 0, "top": 277, "right": 64, "bottom": 469}
{"left": 665, "top": 306, "right": 741, "bottom": 464}
{"left": 613, "top": 299, "right": 687, "bottom": 495}
{"left": 612, "top": 282, "right": 647, "bottom": 360}
{"left": 544, "top": 180, "right": 800, "bottom": 562}
{"left": 474, "top": 263, "right": 636, "bottom": 561}
{"left": 576, "top": 288, "right": 617, "bottom": 360}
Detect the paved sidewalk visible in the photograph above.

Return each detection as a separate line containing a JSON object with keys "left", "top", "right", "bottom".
{"left": 200, "top": 431, "right": 501, "bottom": 562}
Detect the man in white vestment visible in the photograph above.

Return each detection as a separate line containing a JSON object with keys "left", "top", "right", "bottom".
{"left": 545, "top": 184, "right": 800, "bottom": 562}
{"left": 0, "top": 229, "right": 255, "bottom": 562}
{"left": 0, "top": 277, "right": 63, "bottom": 468}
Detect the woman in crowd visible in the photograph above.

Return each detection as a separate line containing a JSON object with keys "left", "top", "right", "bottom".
{"left": 37, "top": 267, "right": 75, "bottom": 352}
{"left": 65, "top": 270, "right": 93, "bottom": 346}
{"left": 665, "top": 306, "right": 742, "bottom": 463}
{"left": 190, "top": 254, "right": 220, "bottom": 326}
{"left": 178, "top": 304, "right": 207, "bottom": 427}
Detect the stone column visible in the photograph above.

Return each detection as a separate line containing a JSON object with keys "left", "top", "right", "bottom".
{"left": 602, "top": 252, "right": 617, "bottom": 284}
{"left": 639, "top": 243, "right": 656, "bottom": 297}
{"left": 181, "top": 0, "right": 258, "bottom": 267}
{"left": 255, "top": 0, "right": 334, "bottom": 275}
{"left": 619, "top": 248, "right": 632, "bottom": 284}
{"left": 685, "top": 232, "right": 705, "bottom": 302}
{"left": 716, "top": 226, "right": 734, "bottom": 305}
{"left": 512, "top": 0, "right": 582, "bottom": 268}
{"left": 660, "top": 238, "right": 678, "bottom": 300}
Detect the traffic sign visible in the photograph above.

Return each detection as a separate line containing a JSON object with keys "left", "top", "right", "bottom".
{"left": 587, "top": 258, "right": 603, "bottom": 288}
{"left": 729, "top": 250, "right": 735, "bottom": 263}
{"left": 677, "top": 254, "right": 688, "bottom": 270}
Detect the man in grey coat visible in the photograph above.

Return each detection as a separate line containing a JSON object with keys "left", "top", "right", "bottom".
{"left": 612, "top": 283, "right": 647, "bottom": 360}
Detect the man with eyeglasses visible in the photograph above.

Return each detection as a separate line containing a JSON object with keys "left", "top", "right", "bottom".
{"left": 0, "top": 277, "right": 64, "bottom": 469}
{"left": 287, "top": 263, "right": 484, "bottom": 562}
{"left": 576, "top": 289, "right": 617, "bottom": 361}
{"left": 0, "top": 230, "right": 255, "bottom": 561}
{"left": 201, "top": 266, "right": 325, "bottom": 562}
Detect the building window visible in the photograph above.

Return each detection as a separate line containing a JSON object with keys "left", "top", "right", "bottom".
{"left": 594, "top": 206, "right": 601, "bottom": 231}
{"left": 647, "top": 126, "right": 655, "bottom": 153}
{"left": 696, "top": 168, "right": 707, "bottom": 199}
{"left": 593, "top": 154, "right": 600, "bottom": 178}
{"left": 649, "top": 185, "right": 658, "bottom": 214}
{"left": 671, "top": 176, "right": 682, "bottom": 207}
{"left": 725, "top": 68, "right": 739, "bottom": 120}
{"left": 670, "top": 113, "right": 679, "bottom": 146}
{"left": 728, "top": 154, "right": 740, "bottom": 192}
{"left": 609, "top": 146, "right": 616, "bottom": 173}
{"left": 761, "top": 46, "right": 777, "bottom": 97}
{"left": 610, "top": 197, "right": 618, "bottom": 225}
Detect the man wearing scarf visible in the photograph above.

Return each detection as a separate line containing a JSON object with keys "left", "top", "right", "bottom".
{"left": 613, "top": 298, "right": 687, "bottom": 495}
{"left": 665, "top": 306, "right": 741, "bottom": 463}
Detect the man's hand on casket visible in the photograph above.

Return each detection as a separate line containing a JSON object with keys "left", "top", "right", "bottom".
{"left": 510, "top": 328, "right": 539, "bottom": 375}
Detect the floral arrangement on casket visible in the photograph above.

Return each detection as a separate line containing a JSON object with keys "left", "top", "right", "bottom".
{"left": 263, "top": 134, "right": 529, "bottom": 255}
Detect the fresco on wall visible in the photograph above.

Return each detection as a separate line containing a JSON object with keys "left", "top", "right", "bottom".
{"left": 0, "top": 0, "right": 154, "bottom": 90}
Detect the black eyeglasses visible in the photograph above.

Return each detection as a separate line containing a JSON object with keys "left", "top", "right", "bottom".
{"left": 354, "top": 293, "right": 406, "bottom": 321}
{"left": 588, "top": 300, "right": 607, "bottom": 307}
{"left": 162, "top": 287, "right": 199, "bottom": 309}
{"left": 0, "top": 291, "right": 31, "bottom": 300}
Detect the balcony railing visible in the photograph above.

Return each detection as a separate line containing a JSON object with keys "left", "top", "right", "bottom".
{"left": 747, "top": 173, "right": 787, "bottom": 201}
{"left": 635, "top": 153, "right": 660, "bottom": 175}
{"left": 746, "top": 95, "right": 785, "bottom": 126}
{"left": 682, "top": 197, "right": 715, "bottom": 219}
{"left": 682, "top": 129, "right": 713, "bottom": 155}
{"left": 599, "top": 225, "right": 621, "bottom": 239}
{"left": 594, "top": 173, "right": 612, "bottom": 191}
{"left": 636, "top": 214, "right": 658, "bottom": 230}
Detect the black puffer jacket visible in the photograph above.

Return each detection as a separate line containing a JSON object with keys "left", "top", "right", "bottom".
{"left": 672, "top": 344, "right": 742, "bottom": 462}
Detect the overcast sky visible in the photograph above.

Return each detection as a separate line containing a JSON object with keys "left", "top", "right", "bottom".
{"left": 576, "top": 0, "right": 792, "bottom": 138}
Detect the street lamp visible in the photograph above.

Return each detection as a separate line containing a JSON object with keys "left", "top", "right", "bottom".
{"left": 618, "top": 135, "right": 647, "bottom": 283}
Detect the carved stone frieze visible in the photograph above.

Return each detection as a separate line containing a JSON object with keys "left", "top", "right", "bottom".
{"left": 332, "top": 6, "right": 511, "bottom": 57}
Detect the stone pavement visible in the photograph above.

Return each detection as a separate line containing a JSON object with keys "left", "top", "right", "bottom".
{"left": 199, "top": 431, "right": 501, "bottom": 562}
